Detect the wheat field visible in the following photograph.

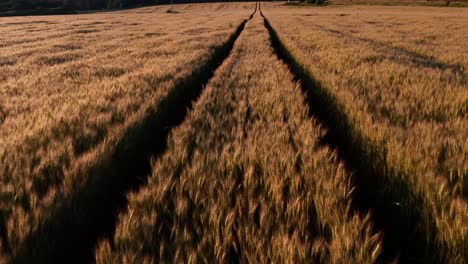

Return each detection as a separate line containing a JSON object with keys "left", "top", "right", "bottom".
{"left": 262, "top": 3, "right": 467, "bottom": 262}
{"left": 0, "top": 2, "right": 254, "bottom": 262}
{"left": 0, "top": 1, "right": 466, "bottom": 263}
{"left": 95, "top": 14, "right": 380, "bottom": 263}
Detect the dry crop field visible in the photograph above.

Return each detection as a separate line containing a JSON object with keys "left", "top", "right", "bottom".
{"left": 262, "top": 2, "right": 467, "bottom": 263}
{"left": 329, "top": 0, "right": 468, "bottom": 7}
{"left": 0, "top": 1, "right": 467, "bottom": 263}
{"left": 0, "top": 2, "right": 255, "bottom": 262}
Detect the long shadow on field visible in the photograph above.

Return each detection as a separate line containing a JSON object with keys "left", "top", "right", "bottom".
{"left": 11, "top": 10, "right": 255, "bottom": 264}
{"left": 261, "top": 9, "right": 443, "bottom": 264}
{"left": 0, "top": 212, "right": 8, "bottom": 254}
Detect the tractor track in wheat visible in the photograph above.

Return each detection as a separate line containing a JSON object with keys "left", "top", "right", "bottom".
{"left": 11, "top": 6, "right": 257, "bottom": 264}
{"left": 260, "top": 3, "right": 441, "bottom": 263}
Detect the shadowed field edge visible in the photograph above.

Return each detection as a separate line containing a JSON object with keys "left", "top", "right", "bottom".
{"left": 10, "top": 5, "right": 257, "bottom": 264}
{"left": 260, "top": 6, "right": 443, "bottom": 264}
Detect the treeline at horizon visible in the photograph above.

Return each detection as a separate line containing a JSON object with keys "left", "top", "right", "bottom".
{"left": 0, "top": 0, "right": 263, "bottom": 11}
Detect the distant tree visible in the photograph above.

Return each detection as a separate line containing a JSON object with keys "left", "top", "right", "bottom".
{"left": 14, "top": 0, "right": 35, "bottom": 9}
{"left": 107, "top": 0, "right": 120, "bottom": 9}
{"left": 301, "top": 0, "right": 327, "bottom": 5}
{"left": 61, "top": 0, "right": 106, "bottom": 9}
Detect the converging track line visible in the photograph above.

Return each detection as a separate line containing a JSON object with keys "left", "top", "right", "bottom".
{"left": 12, "top": 5, "right": 257, "bottom": 264}
{"left": 260, "top": 4, "right": 440, "bottom": 263}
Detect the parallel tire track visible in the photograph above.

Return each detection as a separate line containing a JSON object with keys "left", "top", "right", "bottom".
{"left": 11, "top": 7, "right": 256, "bottom": 264}
{"left": 260, "top": 5, "right": 440, "bottom": 264}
